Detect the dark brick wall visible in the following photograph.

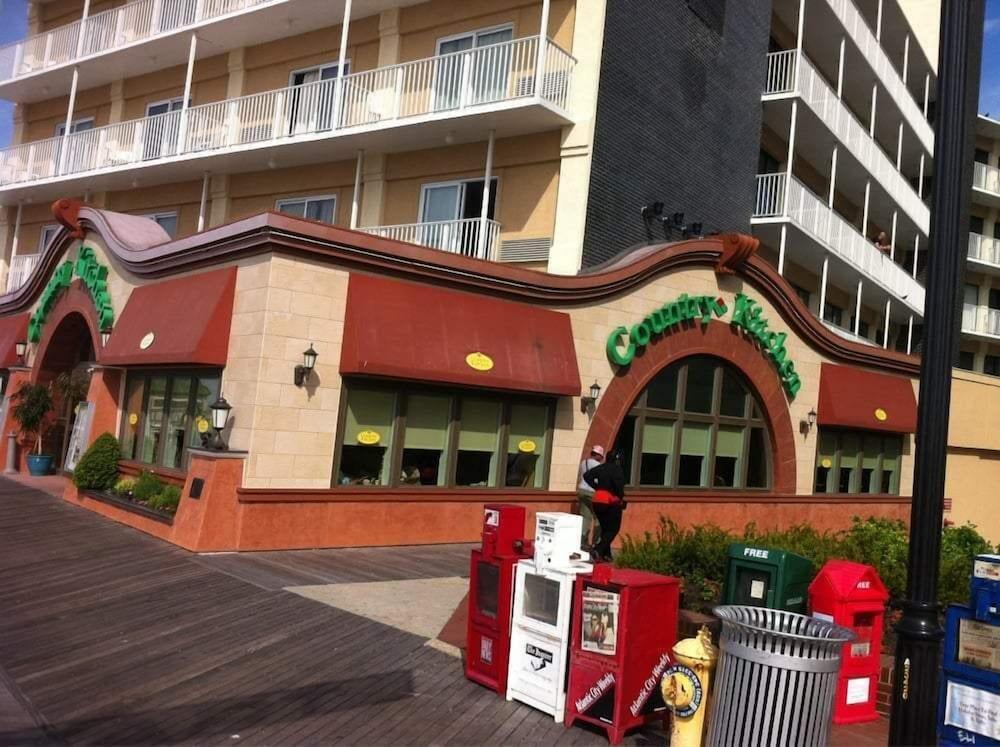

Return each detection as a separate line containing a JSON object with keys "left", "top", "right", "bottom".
{"left": 581, "top": 0, "right": 772, "bottom": 267}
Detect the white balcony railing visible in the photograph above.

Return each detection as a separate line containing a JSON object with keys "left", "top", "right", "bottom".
{"left": 763, "top": 50, "right": 928, "bottom": 233}
{"left": 0, "top": 36, "right": 573, "bottom": 188}
{"left": 361, "top": 218, "right": 501, "bottom": 261}
{"left": 752, "top": 173, "right": 925, "bottom": 311}
{"left": 824, "top": 0, "right": 934, "bottom": 152}
{"left": 974, "top": 162, "right": 1000, "bottom": 196}
{"left": 969, "top": 233, "right": 1000, "bottom": 267}
{"left": 6, "top": 253, "right": 42, "bottom": 292}
{"left": 823, "top": 320, "right": 878, "bottom": 347}
{"left": 0, "top": 0, "right": 276, "bottom": 83}
{"left": 963, "top": 305, "right": 1000, "bottom": 338}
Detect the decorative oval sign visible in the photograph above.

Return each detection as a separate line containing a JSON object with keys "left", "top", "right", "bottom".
{"left": 128, "top": 412, "right": 138, "bottom": 426}
{"left": 139, "top": 331, "right": 155, "bottom": 350}
{"left": 357, "top": 430, "right": 381, "bottom": 445}
{"left": 874, "top": 408, "right": 888, "bottom": 422}
{"left": 466, "top": 352, "right": 494, "bottom": 372}
{"left": 518, "top": 439, "right": 536, "bottom": 454}
{"left": 196, "top": 417, "right": 210, "bottom": 434}
{"left": 821, "top": 458, "right": 833, "bottom": 469}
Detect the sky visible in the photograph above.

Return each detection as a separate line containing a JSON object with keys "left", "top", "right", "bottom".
{"left": 0, "top": 1, "right": 994, "bottom": 144}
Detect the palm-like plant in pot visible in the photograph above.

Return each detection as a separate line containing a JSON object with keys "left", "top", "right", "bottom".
{"left": 10, "top": 382, "right": 55, "bottom": 476}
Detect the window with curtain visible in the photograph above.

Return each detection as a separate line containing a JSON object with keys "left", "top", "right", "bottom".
{"left": 334, "top": 384, "right": 553, "bottom": 489}
{"left": 814, "top": 429, "right": 902, "bottom": 495}
{"left": 119, "top": 370, "right": 221, "bottom": 470}
{"left": 611, "top": 356, "right": 772, "bottom": 490}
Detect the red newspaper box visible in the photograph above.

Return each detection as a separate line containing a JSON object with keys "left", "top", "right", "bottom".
{"left": 808, "top": 560, "right": 888, "bottom": 724}
{"left": 466, "top": 504, "right": 532, "bottom": 694}
{"left": 565, "top": 564, "right": 681, "bottom": 744}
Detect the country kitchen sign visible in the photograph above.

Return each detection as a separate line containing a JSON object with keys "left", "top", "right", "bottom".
{"left": 28, "top": 246, "right": 114, "bottom": 343}
{"left": 605, "top": 293, "right": 802, "bottom": 397}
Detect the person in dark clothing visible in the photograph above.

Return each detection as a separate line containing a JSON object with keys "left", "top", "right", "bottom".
{"left": 583, "top": 449, "right": 627, "bottom": 561}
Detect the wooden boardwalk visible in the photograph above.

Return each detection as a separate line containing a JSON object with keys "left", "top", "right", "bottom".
{"left": 0, "top": 480, "right": 630, "bottom": 746}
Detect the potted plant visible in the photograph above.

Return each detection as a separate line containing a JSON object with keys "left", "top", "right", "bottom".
{"left": 10, "top": 382, "right": 55, "bottom": 476}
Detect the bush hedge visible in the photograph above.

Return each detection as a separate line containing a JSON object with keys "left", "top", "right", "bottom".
{"left": 616, "top": 516, "right": 995, "bottom": 613}
{"left": 132, "top": 471, "right": 165, "bottom": 503}
{"left": 71, "top": 433, "right": 121, "bottom": 490}
{"left": 147, "top": 485, "right": 182, "bottom": 514}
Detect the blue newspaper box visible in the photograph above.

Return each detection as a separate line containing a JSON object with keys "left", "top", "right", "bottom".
{"left": 939, "top": 555, "right": 1000, "bottom": 745}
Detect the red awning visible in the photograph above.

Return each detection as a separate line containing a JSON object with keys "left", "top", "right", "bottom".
{"left": 0, "top": 313, "right": 28, "bottom": 368}
{"left": 817, "top": 362, "right": 917, "bottom": 434}
{"left": 341, "top": 273, "right": 580, "bottom": 396}
{"left": 102, "top": 267, "right": 236, "bottom": 367}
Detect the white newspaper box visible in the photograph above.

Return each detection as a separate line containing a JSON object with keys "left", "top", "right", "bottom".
{"left": 507, "top": 512, "right": 593, "bottom": 721}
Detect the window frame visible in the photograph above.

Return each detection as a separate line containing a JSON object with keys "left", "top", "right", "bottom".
{"left": 417, "top": 176, "right": 500, "bottom": 224}
{"left": 140, "top": 211, "right": 180, "bottom": 237}
{"left": 435, "top": 24, "right": 516, "bottom": 56}
{"left": 812, "top": 427, "right": 903, "bottom": 496}
{"left": 275, "top": 194, "right": 338, "bottom": 225}
{"left": 287, "top": 60, "right": 352, "bottom": 88}
{"left": 38, "top": 223, "right": 60, "bottom": 252}
{"left": 331, "top": 380, "right": 555, "bottom": 490}
{"left": 617, "top": 357, "right": 773, "bottom": 492}
{"left": 118, "top": 368, "right": 222, "bottom": 471}
{"left": 54, "top": 116, "right": 95, "bottom": 137}
{"left": 144, "top": 96, "right": 188, "bottom": 116}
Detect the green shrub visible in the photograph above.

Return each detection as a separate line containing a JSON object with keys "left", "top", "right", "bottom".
{"left": 112, "top": 477, "right": 136, "bottom": 496}
{"left": 72, "top": 433, "right": 121, "bottom": 490}
{"left": 132, "top": 471, "right": 165, "bottom": 503}
{"left": 147, "top": 485, "right": 182, "bottom": 513}
{"left": 616, "top": 514, "right": 997, "bottom": 614}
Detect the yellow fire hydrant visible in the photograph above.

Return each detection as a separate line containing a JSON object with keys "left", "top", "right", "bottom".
{"left": 661, "top": 625, "right": 718, "bottom": 746}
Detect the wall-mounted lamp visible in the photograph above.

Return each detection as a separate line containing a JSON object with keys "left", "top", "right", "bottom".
{"left": 101, "top": 330, "right": 111, "bottom": 347}
{"left": 294, "top": 343, "right": 318, "bottom": 387}
{"left": 208, "top": 395, "right": 232, "bottom": 451}
{"left": 580, "top": 380, "right": 602, "bottom": 413}
{"left": 800, "top": 408, "right": 817, "bottom": 435}
{"left": 14, "top": 341, "right": 26, "bottom": 365}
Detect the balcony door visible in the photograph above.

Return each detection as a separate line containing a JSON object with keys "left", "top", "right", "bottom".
{"left": 419, "top": 178, "right": 498, "bottom": 258}
{"left": 143, "top": 98, "right": 185, "bottom": 160}
{"left": 289, "top": 62, "right": 347, "bottom": 135}
{"left": 55, "top": 117, "right": 95, "bottom": 174}
{"left": 434, "top": 26, "right": 513, "bottom": 111}
{"left": 964, "top": 283, "right": 980, "bottom": 331}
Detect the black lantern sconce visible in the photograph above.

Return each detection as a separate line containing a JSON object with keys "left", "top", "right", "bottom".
{"left": 294, "top": 343, "right": 318, "bottom": 387}
{"left": 14, "top": 340, "right": 26, "bottom": 365}
{"left": 208, "top": 395, "right": 232, "bottom": 451}
{"left": 580, "top": 380, "right": 602, "bottom": 413}
{"left": 800, "top": 408, "right": 817, "bottom": 435}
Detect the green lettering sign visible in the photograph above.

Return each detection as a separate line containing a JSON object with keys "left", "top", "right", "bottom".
{"left": 28, "top": 245, "right": 115, "bottom": 343}
{"left": 605, "top": 292, "right": 801, "bottom": 398}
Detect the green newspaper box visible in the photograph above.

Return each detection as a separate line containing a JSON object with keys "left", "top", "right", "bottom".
{"left": 722, "top": 543, "right": 814, "bottom": 613}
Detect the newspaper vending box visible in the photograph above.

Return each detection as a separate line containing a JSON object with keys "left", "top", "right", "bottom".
{"left": 564, "top": 565, "right": 681, "bottom": 744}
{"left": 507, "top": 512, "right": 593, "bottom": 722}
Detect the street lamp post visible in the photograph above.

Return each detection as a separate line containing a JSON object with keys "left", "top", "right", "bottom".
{"left": 888, "top": 1, "right": 985, "bottom": 744}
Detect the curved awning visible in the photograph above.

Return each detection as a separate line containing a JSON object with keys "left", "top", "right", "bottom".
{"left": 341, "top": 273, "right": 580, "bottom": 396}
{"left": 817, "top": 362, "right": 917, "bottom": 434}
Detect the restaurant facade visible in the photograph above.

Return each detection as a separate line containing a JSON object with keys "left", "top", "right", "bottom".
{"left": 0, "top": 199, "right": 921, "bottom": 551}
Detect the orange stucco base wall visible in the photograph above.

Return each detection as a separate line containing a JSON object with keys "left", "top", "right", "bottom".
{"left": 61, "top": 466, "right": 911, "bottom": 551}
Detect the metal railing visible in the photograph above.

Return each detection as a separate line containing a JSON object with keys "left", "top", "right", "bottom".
{"left": 763, "top": 50, "right": 928, "bottom": 232}
{"left": 0, "top": 0, "right": 276, "bottom": 82}
{"left": 963, "top": 305, "right": 1000, "bottom": 338}
{"left": 0, "top": 36, "right": 573, "bottom": 187}
{"left": 969, "top": 232, "right": 1000, "bottom": 267}
{"left": 6, "top": 253, "right": 42, "bottom": 292}
{"left": 361, "top": 218, "right": 502, "bottom": 261}
{"left": 752, "top": 173, "right": 925, "bottom": 311}
{"left": 753, "top": 172, "right": 787, "bottom": 217}
{"left": 823, "top": 320, "right": 878, "bottom": 347}
{"left": 823, "top": 0, "right": 934, "bottom": 152}
{"left": 974, "top": 162, "right": 1000, "bottom": 196}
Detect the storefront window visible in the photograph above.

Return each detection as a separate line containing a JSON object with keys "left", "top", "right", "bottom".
{"left": 814, "top": 429, "right": 903, "bottom": 495}
{"left": 612, "top": 356, "right": 772, "bottom": 490}
{"left": 119, "top": 370, "right": 222, "bottom": 471}
{"left": 334, "top": 385, "right": 553, "bottom": 489}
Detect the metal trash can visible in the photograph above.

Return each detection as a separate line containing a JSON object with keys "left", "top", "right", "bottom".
{"left": 707, "top": 604, "right": 856, "bottom": 747}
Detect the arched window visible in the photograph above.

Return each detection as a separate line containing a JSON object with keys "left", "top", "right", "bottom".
{"left": 612, "top": 356, "right": 771, "bottom": 490}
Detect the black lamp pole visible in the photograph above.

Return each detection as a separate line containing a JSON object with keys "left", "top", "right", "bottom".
{"left": 888, "top": 1, "right": 985, "bottom": 744}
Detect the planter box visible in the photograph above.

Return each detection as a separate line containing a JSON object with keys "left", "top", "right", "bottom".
{"left": 81, "top": 489, "right": 174, "bottom": 526}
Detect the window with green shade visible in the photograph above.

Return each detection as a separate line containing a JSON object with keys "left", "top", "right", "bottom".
{"left": 333, "top": 384, "right": 553, "bottom": 489}
{"left": 611, "top": 356, "right": 772, "bottom": 490}
{"left": 813, "top": 428, "right": 904, "bottom": 496}
{"left": 118, "top": 370, "right": 222, "bottom": 471}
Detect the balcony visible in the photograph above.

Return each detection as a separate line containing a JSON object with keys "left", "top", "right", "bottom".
{"left": 973, "top": 162, "right": 1000, "bottom": 208}
{"left": 0, "top": 36, "right": 574, "bottom": 204}
{"left": 969, "top": 233, "right": 1000, "bottom": 274}
{"left": 963, "top": 304, "right": 1000, "bottom": 340}
{"left": 6, "top": 253, "right": 42, "bottom": 292}
{"left": 751, "top": 172, "right": 925, "bottom": 318}
{"left": 763, "top": 50, "right": 928, "bottom": 235}
{"left": 361, "top": 218, "right": 501, "bottom": 261}
{"left": 0, "top": 0, "right": 417, "bottom": 103}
